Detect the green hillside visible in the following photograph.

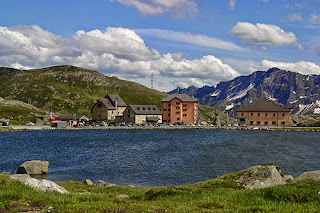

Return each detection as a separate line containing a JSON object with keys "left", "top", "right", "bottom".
{"left": 0, "top": 66, "right": 167, "bottom": 117}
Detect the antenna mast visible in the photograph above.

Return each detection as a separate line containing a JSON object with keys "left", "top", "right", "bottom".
{"left": 151, "top": 72, "right": 154, "bottom": 89}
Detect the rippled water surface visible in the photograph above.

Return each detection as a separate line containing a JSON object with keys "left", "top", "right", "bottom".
{"left": 0, "top": 129, "right": 319, "bottom": 186}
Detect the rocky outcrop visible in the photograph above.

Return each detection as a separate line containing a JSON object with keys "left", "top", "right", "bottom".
{"left": 296, "top": 171, "right": 320, "bottom": 181}
{"left": 83, "top": 179, "right": 94, "bottom": 186}
{"left": 236, "top": 164, "right": 287, "bottom": 189}
{"left": 17, "top": 160, "right": 49, "bottom": 175}
{"left": 97, "top": 180, "right": 117, "bottom": 187}
{"left": 10, "top": 174, "right": 68, "bottom": 194}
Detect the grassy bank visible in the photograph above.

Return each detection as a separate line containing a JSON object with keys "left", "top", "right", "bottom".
{"left": 1, "top": 174, "right": 320, "bottom": 212}
{"left": 0, "top": 127, "right": 13, "bottom": 132}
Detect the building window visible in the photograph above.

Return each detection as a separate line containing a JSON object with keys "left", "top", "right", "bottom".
{"left": 98, "top": 115, "right": 101, "bottom": 118}
{"left": 176, "top": 111, "right": 180, "bottom": 114}
{"left": 163, "top": 109, "right": 167, "bottom": 111}
{"left": 281, "top": 121, "right": 286, "bottom": 125}
{"left": 249, "top": 121, "right": 253, "bottom": 125}
{"left": 168, "top": 113, "right": 171, "bottom": 116}
{"left": 241, "top": 113, "right": 244, "bottom": 116}
{"left": 177, "top": 118, "right": 180, "bottom": 121}
{"left": 163, "top": 120, "right": 167, "bottom": 122}
{"left": 282, "top": 113, "right": 285, "bottom": 116}
{"left": 97, "top": 103, "right": 102, "bottom": 107}
{"left": 264, "top": 121, "right": 268, "bottom": 125}
{"left": 183, "top": 104, "right": 187, "bottom": 107}
{"left": 258, "top": 113, "right": 260, "bottom": 116}
{"left": 183, "top": 109, "right": 187, "bottom": 112}
{"left": 176, "top": 102, "right": 180, "bottom": 105}
{"left": 257, "top": 121, "right": 261, "bottom": 125}
{"left": 169, "top": 104, "right": 171, "bottom": 107}
{"left": 183, "top": 114, "right": 187, "bottom": 117}
{"left": 168, "top": 109, "right": 171, "bottom": 112}
{"left": 127, "top": 115, "right": 130, "bottom": 117}
{"left": 128, "top": 109, "right": 130, "bottom": 113}
{"left": 265, "top": 113, "right": 268, "bottom": 116}
{"left": 251, "top": 113, "right": 253, "bottom": 116}
{"left": 272, "top": 121, "right": 276, "bottom": 125}
{"left": 176, "top": 106, "right": 180, "bottom": 110}
{"left": 273, "top": 113, "right": 276, "bottom": 116}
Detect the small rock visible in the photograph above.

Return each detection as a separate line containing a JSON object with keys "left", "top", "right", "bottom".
{"left": 10, "top": 174, "right": 68, "bottom": 194}
{"left": 117, "top": 194, "right": 129, "bottom": 199}
{"left": 284, "top": 175, "right": 294, "bottom": 183}
{"left": 296, "top": 171, "right": 320, "bottom": 181}
{"left": 17, "top": 160, "right": 49, "bottom": 175}
{"left": 97, "top": 180, "right": 117, "bottom": 187}
{"left": 83, "top": 179, "right": 94, "bottom": 186}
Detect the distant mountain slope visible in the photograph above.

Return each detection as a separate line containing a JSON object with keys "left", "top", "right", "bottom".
{"left": 0, "top": 65, "right": 167, "bottom": 116}
{"left": 170, "top": 68, "right": 320, "bottom": 116}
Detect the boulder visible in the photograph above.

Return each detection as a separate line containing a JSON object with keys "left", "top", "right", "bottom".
{"left": 17, "top": 160, "right": 49, "bottom": 175}
{"left": 10, "top": 174, "right": 68, "bottom": 194}
{"left": 83, "top": 179, "right": 94, "bottom": 186}
{"left": 117, "top": 194, "right": 129, "bottom": 199}
{"left": 236, "top": 164, "right": 287, "bottom": 189}
{"left": 296, "top": 171, "right": 320, "bottom": 181}
{"left": 97, "top": 180, "right": 117, "bottom": 187}
{"left": 284, "top": 175, "right": 294, "bottom": 183}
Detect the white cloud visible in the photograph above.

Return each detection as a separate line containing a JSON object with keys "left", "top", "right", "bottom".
{"left": 230, "top": 0, "right": 237, "bottom": 9}
{"left": 135, "top": 28, "right": 245, "bottom": 52}
{"left": 288, "top": 13, "right": 302, "bottom": 22}
{"left": 230, "top": 22, "right": 302, "bottom": 48}
{"left": 0, "top": 25, "right": 240, "bottom": 91}
{"left": 260, "top": 60, "right": 320, "bottom": 75}
{"left": 110, "top": 0, "right": 198, "bottom": 17}
{"left": 310, "top": 13, "right": 320, "bottom": 24}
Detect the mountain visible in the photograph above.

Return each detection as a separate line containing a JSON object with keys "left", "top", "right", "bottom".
{"left": 169, "top": 68, "right": 320, "bottom": 117}
{"left": 0, "top": 65, "right": 167, "bottom": 117}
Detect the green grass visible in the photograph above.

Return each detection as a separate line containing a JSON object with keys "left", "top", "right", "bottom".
{"left": 269, "top": 127, "right": 320, "bottom": 131}
{"left": 0, "top": 127, "right": 13, "bottom": 132}
{"left": 1, "top": 173, "right": 320, "bottom": 212}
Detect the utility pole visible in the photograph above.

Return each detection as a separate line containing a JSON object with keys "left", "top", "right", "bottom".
{"left": 150, "top": 72, "right": 154, "bottom": 89}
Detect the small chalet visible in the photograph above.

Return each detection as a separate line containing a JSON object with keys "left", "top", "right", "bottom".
{"left": 161, "top": 94, "right": 199, "bottom": 124}
{"left": 120, "top": 105, "right": 162, "bottom": 124}
{"left": 236, "top": 98, "right": 292, "bottom": 126}
{"left": 91, "top": 94, "right": 127, "bottom": 121}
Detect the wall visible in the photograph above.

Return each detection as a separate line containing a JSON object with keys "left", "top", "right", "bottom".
{"left": 237, "top": 111, "right": 292, "bottom": 126}
{"left": 92, "top": 101, "right": 109, "bottom": 121}
{"left": 162, "top": 99, "right": 198, "bottom": 124}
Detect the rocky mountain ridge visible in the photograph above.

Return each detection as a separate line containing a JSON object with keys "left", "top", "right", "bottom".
{"left": 170, "top": 68, "right": 320, "bottom": 116}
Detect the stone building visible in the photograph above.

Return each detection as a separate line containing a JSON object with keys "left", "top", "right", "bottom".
{"left": 121, "top": 105, "right": 162, "bottom": 124}
{"left": 236, "top": 98, "right": 292, "bottom": 126}
{"left": 161, "top": 94, "right": 199, "bottom": 124}
{"left": 91, "top": 94, "right": 127, "bottom": 121}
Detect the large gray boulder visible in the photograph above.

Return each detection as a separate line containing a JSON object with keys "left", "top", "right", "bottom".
{"left": 236, "top": 164, "right": 287, "bottom": 189}
{"left": 17, "top": 160, "right": 49, "bottom": 175}
{"left": 296, "top": 170, "right": 320, "bottom": 181}
{"left": 10, "top": 174, "right": 68, "bottom": 194}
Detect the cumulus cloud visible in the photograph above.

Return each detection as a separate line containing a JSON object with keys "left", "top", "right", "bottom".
{"left": 110, "top": 0, "right": 198, "bottom": 17}
{"left": 260, "top": 60, "right": 320, "bottom": 75}
{"left": 0, "top": 25, "right": 240, "bottom": 91}
{"left": 230, "top": 22, "right": 302, "bottom": 48}
{"left": 229, "top": 0, "right": 237, "bottom": 9}
{"left": 135, "top": 28, "right": 245, "bottom": 51}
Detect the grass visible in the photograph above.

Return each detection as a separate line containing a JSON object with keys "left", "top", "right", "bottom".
{"left": 0, "top": 127, "right": 13, "bottom": 132}
{"left": 269, "top": 127, "right": 320, "bottom": 131}
{"left": 1, "top": 173, "right": 320, "bottom": 212}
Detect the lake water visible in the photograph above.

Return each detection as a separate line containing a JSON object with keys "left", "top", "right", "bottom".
{"left": 0, "top": 129, "right": 319, "bottom": 187}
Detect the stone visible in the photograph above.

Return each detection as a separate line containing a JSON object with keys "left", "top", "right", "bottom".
{"left": 117, "top": 194, "right": 129, "bottom": 199}
{"left": 97, "top": 180, "right": 117, "bottom": 187}
{"left": 83, "top": 179, "right": 94, "bottom": 186}
{"left": 296, "top": 171, "right": 320, "bottom": 181}
{"left": 17, "top": 160, "right": 49, "bottom": 175}
{"left": 284, "top": 175, "right": 294, "bottom": 183}
{"left": 10, "top": 174, "right": 69, "bottom": 194}
{"left": 236, "top": 164, "right": 287, "bottom": 189}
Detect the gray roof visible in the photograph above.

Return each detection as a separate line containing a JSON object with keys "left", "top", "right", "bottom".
{"left": 237, "top": 98, "right": 292, "bottom": 112}
{"left": 105, "top": 94, "right": 127, "bottom": 107}
{"left": 162, "top": 93, "right": 198, "bottom": 102}
{"left": 99, "top": 98, "right": 116, "bottom": 110}
{"left": 128, "top": 105, "right": 161, "bottom": 115}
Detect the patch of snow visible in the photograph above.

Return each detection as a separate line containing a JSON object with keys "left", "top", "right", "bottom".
{"left": 225, "top": 103, "right": 234, "bottom": 111}
{"left": 228, "top": 83, "right": 255, "bottom": 101}
{"left": 299, "top": 96, "right": 307, "bottom": 99}
{"left": 268, "top": 97, "right": 277, "bottom": 102}
{"left": 305, "top": 87, "right": 310, "bottom": 89}
{"left": 210, "top": 90, "right": 220, "bottom": 97}
{"left": 292, "top": 91, "right": 296, "bottom": 94}
{"left": 289, "top": 100, "right": 299, "bottom": 104}
{"left": 316, "top": 100, "right": 320, "bottom": 106}
{"left": 314, "top": 108, "right": 320, "bottom": 114}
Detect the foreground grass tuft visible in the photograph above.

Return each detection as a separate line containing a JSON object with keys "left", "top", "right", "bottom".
{"left": 1, "top": 173, "right": 320, "bottom": 212}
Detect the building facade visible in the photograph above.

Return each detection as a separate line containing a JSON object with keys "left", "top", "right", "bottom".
{"left": 161, "top": 94, "right": 199, "bottom": 124}
{"left": 122, "top": 105, "right": 162, "bottom": 124}
{"left": 236, "top": 98, "right": 292, "bottom": 126}
{"left": 91, "top": 94, "right": 127, "bottom": 121}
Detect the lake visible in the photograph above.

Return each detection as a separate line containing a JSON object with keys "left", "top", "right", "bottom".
{"left": 0, "top": 129, "right": 319, "bottom": 187}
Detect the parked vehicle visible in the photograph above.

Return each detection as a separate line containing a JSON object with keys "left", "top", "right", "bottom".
{"left": 2, "top": 121, "right": 9, "bottom": 126}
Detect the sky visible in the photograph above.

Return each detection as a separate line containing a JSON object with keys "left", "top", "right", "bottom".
{"left": 1, "top": 0, "right": 320, "bottom": 92}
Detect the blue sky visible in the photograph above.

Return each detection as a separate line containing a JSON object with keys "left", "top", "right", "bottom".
{"left": 1, "top": 0, "right": 320, "bottom": 91}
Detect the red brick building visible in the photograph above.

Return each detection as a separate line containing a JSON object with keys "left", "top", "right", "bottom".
{"left": 237, "top": 98, "right": 292, "bottom": 126}
{"left": 161, "top": 94, "right": 199, "bottom": 124}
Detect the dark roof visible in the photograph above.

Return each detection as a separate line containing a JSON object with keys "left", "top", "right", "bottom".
{"left": 99, "top": 98, "right": 116, "bottom": 110}
{"left": 128, "top": 105, "right": 161, "bottom": 115}
{"left": 105, "top": 94, "right": 127, "bottom": 107}
{"left": 55, "top": 115, "right": 83, "bottom": 121}
{"left": 146, "top": 117, "right": 160, "bottom": 121}
{"left": 162, "top": 94, "right": 198, "bottom": 102}
{"left": 237, "top": 98, "right": 292, "bottom": 112}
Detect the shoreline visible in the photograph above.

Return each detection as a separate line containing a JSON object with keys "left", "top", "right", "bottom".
{"left": 1, "top": 125, "right": 320, "bottom": 132}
